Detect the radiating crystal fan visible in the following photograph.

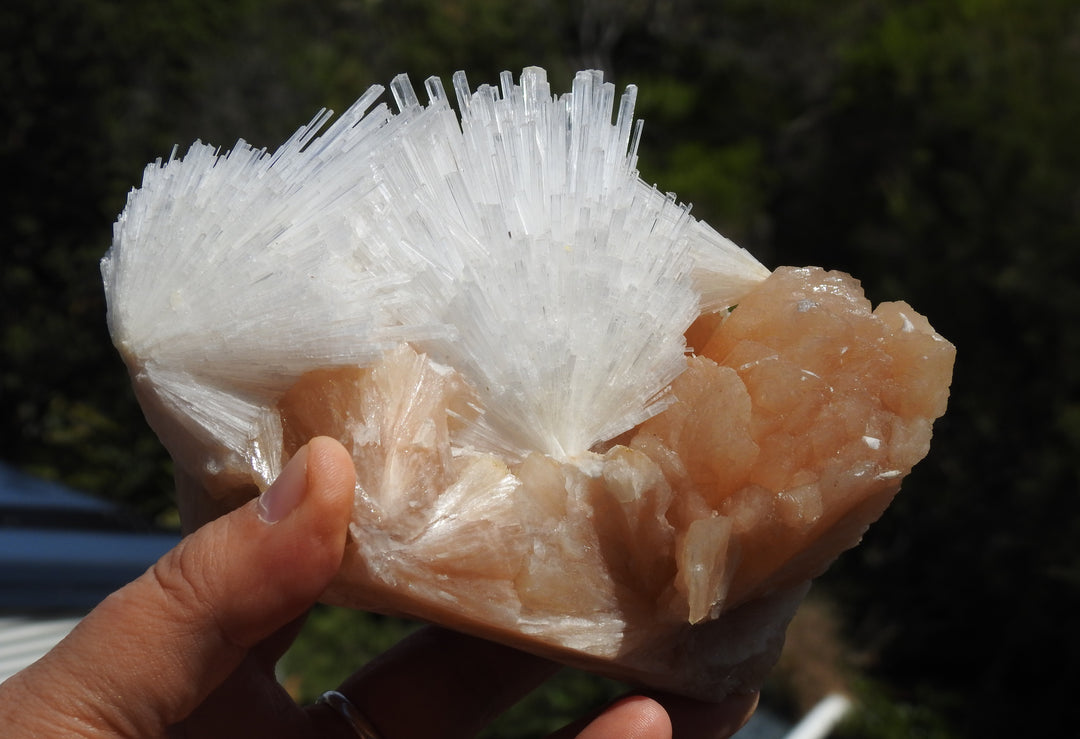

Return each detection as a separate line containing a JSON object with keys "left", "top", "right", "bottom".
{"left": 102, "top": 67, "right": 955, "bottom": 700}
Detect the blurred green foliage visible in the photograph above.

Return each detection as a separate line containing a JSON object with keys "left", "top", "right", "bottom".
{"left": 836, "top": 677, "right": 958, "bottom": 739}
{"left": 4, "top": 0, "right": 1080, "bottom": 735}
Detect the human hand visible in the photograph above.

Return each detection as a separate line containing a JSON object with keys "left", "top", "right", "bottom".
{"left": 0, "top": 437, "right": 757, "bottom": 738}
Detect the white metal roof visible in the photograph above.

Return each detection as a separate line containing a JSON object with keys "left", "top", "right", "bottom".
{"left": 0, "top": 614, "right": 82, "bottom": 686}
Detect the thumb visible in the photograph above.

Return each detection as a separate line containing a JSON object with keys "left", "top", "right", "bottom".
{"left": 0, "top": 436, "right": 355, "bottom": 737}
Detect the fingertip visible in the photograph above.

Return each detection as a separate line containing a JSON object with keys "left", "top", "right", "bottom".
{"left": 616, "top": 696, "right": 672, "bottom": 739}
{"left": 573, "top": 696, "right": 671, "bottom": 739}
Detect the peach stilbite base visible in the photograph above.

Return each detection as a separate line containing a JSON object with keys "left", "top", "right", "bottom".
{"left": 176, "top": 266, "right": 953, "bottom": 700}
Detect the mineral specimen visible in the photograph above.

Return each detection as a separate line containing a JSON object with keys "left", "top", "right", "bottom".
{"left": 102, "top": 67, "right": 954, "bottom": 700}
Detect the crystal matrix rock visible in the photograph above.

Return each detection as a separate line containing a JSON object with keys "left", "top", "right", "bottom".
{"left": 102, "top": 67, "right": 954, "bottom": 701}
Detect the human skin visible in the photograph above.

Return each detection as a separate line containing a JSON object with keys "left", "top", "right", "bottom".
{"left": 0, "top": 437, "right": 756, "bottom": 738}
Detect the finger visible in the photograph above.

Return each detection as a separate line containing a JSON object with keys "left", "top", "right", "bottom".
{"left": 549, "top": 690, "right": 758, "bottom": 739}
{"left": 550, "top": 696, "right": 671, "bottom": 739}
{"left": 0, "top": 437, "right": 355, "bottom": 738}
{"left": 308, "top": 626, "right": 560, "bottom": 739}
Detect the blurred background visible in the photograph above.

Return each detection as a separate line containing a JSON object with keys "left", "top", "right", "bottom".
{"left": 2, "top": 0, "right": 1078, "bottom": 736}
